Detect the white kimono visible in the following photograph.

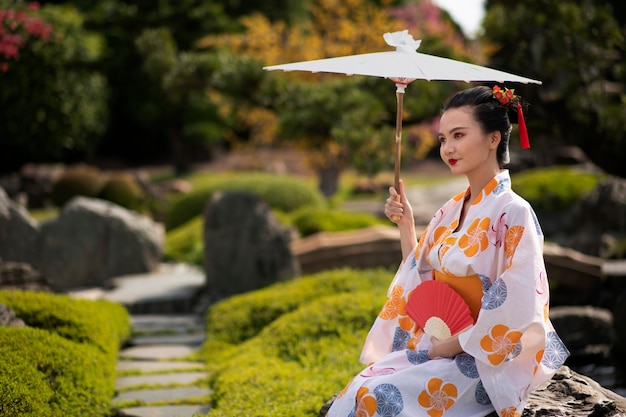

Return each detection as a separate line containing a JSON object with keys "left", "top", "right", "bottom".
{"left": 326, "top": 170, "right": 569, "bottom": 417}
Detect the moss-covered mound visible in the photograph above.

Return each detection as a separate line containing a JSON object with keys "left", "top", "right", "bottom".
{"left": 200, "top": 268, "right": 393, "bottom": 417}
{"left": 0, "top": 326, "right": 114, "bottom": 417}
{"left": 0, "top": 290, "right": 131, "bottom": 416}
{"left": 0, "top": 290, "right": 131, "bottom": 359}
{"left": 165, "top": 173, "right": 325, "bottom": 231}
{"left": 287, "top": 206, "right": 388, "bottom": 237}
{"left": 512, "top": 166, "right": 603, "bottom": 213}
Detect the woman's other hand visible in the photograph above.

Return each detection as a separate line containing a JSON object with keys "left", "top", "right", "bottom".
{"left": 385, "top": 179, "right": 417, "bottom": 258}
{"left": 385, "top": 179, "right": 414, "bottom": 227}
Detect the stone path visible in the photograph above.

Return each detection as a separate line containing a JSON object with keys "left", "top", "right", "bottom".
{"left": 77, "top": 264, "right": 212, "bottom": 417}
{"left": 113, "top": 314, "right": 211, "bottom": 417}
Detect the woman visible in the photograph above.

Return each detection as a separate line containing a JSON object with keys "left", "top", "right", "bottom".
{"left": 325, "top": 85, "right": 569, "bottom": 417}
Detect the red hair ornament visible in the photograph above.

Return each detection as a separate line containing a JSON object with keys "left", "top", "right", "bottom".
{"left": 493, "top": 85, "right": 530, "bottom": 149}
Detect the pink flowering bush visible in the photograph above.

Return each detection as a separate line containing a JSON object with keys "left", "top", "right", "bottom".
{"left": 0, "top": 2, "right": 53, "bottom": 72}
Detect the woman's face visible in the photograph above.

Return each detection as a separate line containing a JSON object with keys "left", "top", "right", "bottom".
{"left": 437, "top": 106, "right": 500, "bottom": 177}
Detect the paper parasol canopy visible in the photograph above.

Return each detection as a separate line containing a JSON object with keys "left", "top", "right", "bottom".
{"left": 264, "top": 30, "right": 542, "bottom": 190}
{"left": 406, "top": 280, "right": 474, "bottom": 340}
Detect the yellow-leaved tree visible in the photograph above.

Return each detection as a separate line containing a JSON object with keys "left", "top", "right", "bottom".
{"left": 199, "top": 0, "right": 476, "bottom": 196}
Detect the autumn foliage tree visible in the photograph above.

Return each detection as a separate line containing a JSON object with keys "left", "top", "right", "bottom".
{"left": 200, "top": 0, "right": 476, "bottom": 196}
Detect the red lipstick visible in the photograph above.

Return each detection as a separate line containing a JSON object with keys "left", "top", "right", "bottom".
{"left": 448, "top": 159, "right": 458, "bottom": 166}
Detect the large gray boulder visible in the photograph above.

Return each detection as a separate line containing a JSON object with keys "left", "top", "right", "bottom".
{"left": 203, "top": 191, "right": 298, "bottom": 297}
{"left": 550, "top": 306, "right": 615, "bottom": 362}
{"left": 0, "top": 187, "right": 40, "bottom": 266}
{"left": 565, "top": 177, "right": 626, "bottom": 258}
{"left": 39, "top": 197, "right": 164, "bottom": 290}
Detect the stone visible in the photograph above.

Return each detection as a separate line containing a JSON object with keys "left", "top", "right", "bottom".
{"left": 0, "top": 303, "right": 25, "bottom": 327}
{"left": 521, "top": 366, "right": 626, "bottom": 416}
{"left": 0, "top": 258, "right": 54, "bottom": 292}
{"left": 38, "top": 196, "right": 164, "bottom": 290}
{"left": 203, "top": 191, "right": 298, "bottom": 296}
{"left": 18, "top": 163, "right": 64, "bottom": 209}
{"left": 565, "top": 177, "right": 626, "bottom": 258}
{"left": 550, "top": 306, "right": 614, "bottom": 362}
{"left": 0, "top": 187, "right": 40, "bottom": 266}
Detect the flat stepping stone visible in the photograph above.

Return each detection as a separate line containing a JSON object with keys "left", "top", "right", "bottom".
{"left": 130, "top": 314, "right": 205, "bottom": 334}
{"left": 119, "top": 345, "right": 197, "bottom": 361}
{"left": 117, "top": 360, "right": 204, "bottom": 373}
{"left": 116, "top": 372, "right": 208, "bottom": 390}
{"left": 113, "top": 386, "right": 208, "bottom": 404}
{"left": 117, "top": 404, "right": 210, "bottom": 417}
{"left": 129, "top": 333, "right": 206, "bottom": 346}
{"left": 103, "top": 264, "right": 205, "bottom": 314}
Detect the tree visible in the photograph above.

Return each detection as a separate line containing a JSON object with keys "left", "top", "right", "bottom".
{"left": 200, "top": 0, "right": 475, "bottom": 196}
{"left": 482, "top": 0, "right": 626, "bottom": 177}
{"left": 0, "top": 2, "right": 52, "bottom": 72}
{"left": 0, "top": 1, "right": 108, "bottom": 173}
{"left": 51, "top": 0, "right": 316, "bottom": 168}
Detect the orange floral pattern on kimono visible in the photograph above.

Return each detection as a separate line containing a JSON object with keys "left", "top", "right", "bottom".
{"left": 458, "top": 217, "right": 490, "bottom": 257}
{"left": 379, "top": 285, "right": 406, "bottom": 320}
{"left": 480, "top": 324, "right": 523, "bottom": 365}
{"left": 418, "top": 378, "right": 458, "bottom": 417}
{"left": 354, "top": 387, "right": 377, "bottom": 417}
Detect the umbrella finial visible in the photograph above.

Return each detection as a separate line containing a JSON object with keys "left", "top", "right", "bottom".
{"left": 383, "top": 30, "right": 421, "bottom": 53}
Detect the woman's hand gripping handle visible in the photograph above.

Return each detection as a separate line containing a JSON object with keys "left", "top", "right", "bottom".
{"left": 385, "top": 180, "right": 417, "bottom": 259}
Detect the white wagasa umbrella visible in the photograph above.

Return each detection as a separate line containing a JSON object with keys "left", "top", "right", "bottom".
{"left": 264, "top": 30, "right": 541, "bottom": 190}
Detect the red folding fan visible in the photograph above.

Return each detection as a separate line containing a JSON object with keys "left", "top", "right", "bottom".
{"left": 406, "top": 280, "right": 474, "bottom": 340}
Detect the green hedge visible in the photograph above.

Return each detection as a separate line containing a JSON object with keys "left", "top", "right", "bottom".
{"left": 0, "top": 327, "right": 114, "bottom": 417}
{"left": 200, "top": 268, "right": 392, "bottom": 416}
{"left": 512, "top": 166, "right": 603, "bottom": 213}
{"left": 50, "top": 165, "right": 106, "bottom": 208}
{"left": 98, "top": 173, "right": 147, "bottom": 212}
{"left": 0, "top": 291, "right": 131, "bottom": 416}
{"left": 164, "top": 215, "right": 204, "bottom": 265}
{"left": 0, "top": 290, "right": 131, "bottom": 359}
{"left": 165, "top": 173, "right": 325, "bottom": 231}
{"left": 287, "top": 206, "right": 387, "bottom": 237}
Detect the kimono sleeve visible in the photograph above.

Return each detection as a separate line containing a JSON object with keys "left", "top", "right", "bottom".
{"left": 457, "top": 200, "right": 569, "bottom": 416}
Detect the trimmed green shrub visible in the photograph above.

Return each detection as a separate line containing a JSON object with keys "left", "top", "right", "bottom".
{"left": 512, "top": 166, "right": 603, "bottom": 213}
{"left": 164, "top": 215, "right": 204, "bottom": 266}
{"left": 202, "top": 268, "right": 392, "bottom": 417}
{"left": 202, "top": 268, "right": 391, "bottom": 347}
{"left": 99, "top": 173, "right": 146, "bottom": 212}
{"left": 0, "top": 326, "right": 114, "bottom": 417}
{"left": 0, "top": 290, "right": 131, "bottom": 359}
{"left": 0, "top": 349, "right": 52, "bottom": 417}
{"left": 165, "top": 173, "right": 325, "bottom": 230}
{"left": 49, "top": 165, "right": 107, "bottom": 208}
{"left": 287, "top": 206, "right": 387, "bottom": 237}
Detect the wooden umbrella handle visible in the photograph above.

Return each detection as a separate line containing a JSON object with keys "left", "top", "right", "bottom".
{"left": 391, "top": 88, "right": 405, "bottom": 222}
{"left": 394, "top": 89, "right": 404, "bottom": 191}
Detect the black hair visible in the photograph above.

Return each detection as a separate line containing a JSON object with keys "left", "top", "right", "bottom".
{"left": 442, "top": 85, "right": 525, "bottom": 167}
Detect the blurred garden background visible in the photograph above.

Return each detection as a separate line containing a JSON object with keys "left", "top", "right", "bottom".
{"left": 1, "top": 0, "right": 626, "bottom": 416}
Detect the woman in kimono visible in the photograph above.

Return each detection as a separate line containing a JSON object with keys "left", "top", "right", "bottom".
{"left": 325, "top": 85, "right": 569, "bottom": 417}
